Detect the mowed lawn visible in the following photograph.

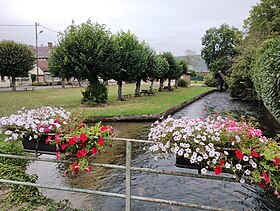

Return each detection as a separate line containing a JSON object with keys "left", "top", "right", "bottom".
{"left": 0, "top": 84, "right": 214, "bottom": 117}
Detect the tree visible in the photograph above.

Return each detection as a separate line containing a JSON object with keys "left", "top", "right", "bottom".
{"left": 48, "top": 20, "right": 117, "bottom": 104}
{"left": 155, "top": 55, "right": 169, "bottom": 91}
{"left": 161, "top": 52, "right": 180, "bottom": 88}
{"left": 112, "top": 31, "right": 144, "bottom": 100}
{"left": 0, "top": 40, "right": 34, "bottom": 91}
{"left": 201, "top": 24, "right": 242, "bottom": 73}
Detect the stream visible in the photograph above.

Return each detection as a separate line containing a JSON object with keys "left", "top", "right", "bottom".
{"left": 26, "top": 91, "right": 280, "bottom": 210}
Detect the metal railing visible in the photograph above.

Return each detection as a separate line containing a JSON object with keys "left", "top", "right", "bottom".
{"left": 0, "top": 137, "right": 237, "bottom": 211}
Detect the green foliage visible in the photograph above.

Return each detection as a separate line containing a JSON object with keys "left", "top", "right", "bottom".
{"left": 252, "top": 37, "right": 280, "bottom": 121}
{"left": 177, "top": 78, "right": 186, "bottom": 87}
{"left": 204, "top": 73, "right": 217, "bottom": 87}
{"left": 0, "top": 40, "right": 35, "bottom": 91}
{"left": 81, "top": 82, "right": 108, "bottom": 106}
{"left": 31, "top": 74, "right": 36, "bottom": 82}
{"left": 49, "top": 20, "right": 117, "bottom": 85}
{"left": 201, "top": 24, "right": 242, "bottom": 73}
{"left": 162, "top": 52, "right": 181, "bottom": 80}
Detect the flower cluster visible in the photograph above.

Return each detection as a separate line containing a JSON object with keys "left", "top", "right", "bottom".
{"left": 148, "top": 116, "right": 280, "bottom": 198}
{"left": 0, "top": 107, "right": 114, "bottom": 175}
{"left": 0, "top": 106, "right": 71, "bottom": 141}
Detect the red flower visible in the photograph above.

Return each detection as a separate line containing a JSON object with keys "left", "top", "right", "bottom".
{"left": 80, "top": 133, "right": 88, "bottom": 143}
{"left": 92, "top": 147, "right": 98, "bottom": 155}
{"left": 262, "top": 172, "right": 270, "bottom": 183}
{"left": 259, "top": 181, "right": 266, "bottom": 188}
{"left": 55, "top": 134, "right": 60, "bottom": 143}
{"left": 214, "top": 165, "right": 222, "bottom": 175}
{"left": 251, "top": 150, "right": 259, "bottom": 158}
{"left": 219, "top": 160, "right": 225, "bottom": 166}
{"left": 54, "top": 120, "right": 61, "bottom": 124}
{"left": 274, "top": 157, "right": 279, "bottom": 167}
{"left": 68, "top": 136, "right": 78, "bottom": 145}
{"left": 72, "top": 162, "right": 79, "bottom": 173}
{"left": 76, "top": 148, "right": 88, "bottom": 158}
{"left": 61, "top": 142, "right": 68, "bottom": 150}
{"left": 45, "top": 136, "right": 52, "bottom": 144}
{"left": 98, "top": 138, "right": 105, "bottom": 146}
{"left": 99, "top": 125, "right": 113, "bottom": 133}
{"left": 78, "top": 122, "right": 84, "bottom": 130}
{"left": 85, "top": 166, "right": 92, "bottom": 174}
{"left": 235, "top": 149, "right": 244, "bottom": 159}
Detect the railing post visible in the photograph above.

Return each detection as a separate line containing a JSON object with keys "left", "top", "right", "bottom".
{"left": 126, "top": 140, "right": 132, "bottom": 211}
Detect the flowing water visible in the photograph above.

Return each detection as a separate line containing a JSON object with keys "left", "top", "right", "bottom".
{"left": 26, "top": 91, "right": 280, "bottom": 210}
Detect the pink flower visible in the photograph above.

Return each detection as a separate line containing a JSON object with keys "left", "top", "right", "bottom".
{"left": 76, "top": 148, "right": 88, "bottom": 158}
{"left": 98, "top": 138, "right": 105, "bottom": 146}
{"left": 214, "top": 165, "right": 222, "bottom": 175}
{"left": 43, "top": 126, "right": 50, "bottom": 133}
{"left": 68, "top": 136, "right": 78, "bottom": 145}
{"left": 45, "top": 136, "right": 52, "bottom": 144}
{"left": 80, "top": 133, "right": 88, "bottom": 143}
{"left": 55, "top": 134, "right": 60, "bottom": 143}
{"left": 235, "top": 149, "right": 244, "bottom": 160}
{"left": 56, "top": 152, "right": 60, "bottom": 160}
{"left": 63, "top": 170, "right": 67, "bottom": 177}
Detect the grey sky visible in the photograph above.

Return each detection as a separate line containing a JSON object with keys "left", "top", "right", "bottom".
{"left": 0, "top": 0, "right": 259, "bottom": 55}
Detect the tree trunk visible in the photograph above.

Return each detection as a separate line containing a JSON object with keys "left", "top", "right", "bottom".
{"left": 78, "top": 79, "right": 82, "bottom": 87}
{"left": 134, "top": 78, "right": 141, "bottom": 97}
{"left": 61, "top": 78, "right": 65, "bottom": 88}
{"left": 174, "top": 79, "right": 178, "bottom": 89}
{"left": 88, "top": 75, "right": 99, "bottom": 86}
{"left": 150, "top": 79, "right": 154, "bottom": 90}
{"left": 159, "top": 78, "right": 164, "bottom": 92}
{"left": 117, "top": 80, "right": 123, "bottom": 100}
{"left": 168, "top": 78, "right": 171, "bottom": 87}
{"left": 12, "top": 76, "right": 16, "bottom": 91}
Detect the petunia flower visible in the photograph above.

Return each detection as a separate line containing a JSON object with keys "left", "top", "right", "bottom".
{"left": 61, "top": 142, "right": 68, "bottom": 150}
{"left": 72, "top": 162, "right": 79, "bottom": 173}
{"left": 274, "top": 157, "right": 279, "bottom": 167}
{"left": 262, "top": 172, "right": 270, "bottom": 183}
{"left": 251, "top": 150, "right": 259, "bottom": 158}
{"left": 214, "top": 165, "right": 222, "bottom": 175}
{"left": 76, "top": 148, "right": 88, "bottom": 158}
{"left": 235, "top": 149, "right": 244, "bottom": 159}
{"left": 92, "top": 147, "right": 98, "bottom": 155}
{"left": 98, "top": 137, "right": 105, "bottom": 146}
{"left": 85, "top": 166, "right": 92, "bottom": 174}
{"left": 68, "top": 135, "right": 78, "bottom": 145}
{"left": 45, "top": 136, "right": 52, "bottom": 144}
{"left": 80, "top": 133, "right": 88, "bottom": 143}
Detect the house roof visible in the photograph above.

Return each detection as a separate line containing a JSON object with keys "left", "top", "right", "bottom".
{"left": 33, "top": 42, "right": 54, "bottom": 58}
{"left": 38, "top": 59, "right": 48, "bottom": 72}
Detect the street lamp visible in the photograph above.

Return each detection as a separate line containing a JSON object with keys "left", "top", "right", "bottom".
{"left": 35, "top": 22, "right": 43, "bottom": 82}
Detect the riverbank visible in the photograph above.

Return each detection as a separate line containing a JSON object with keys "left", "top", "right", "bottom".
{"left": 0, "top": 84, "right": 214, "bottom": 118}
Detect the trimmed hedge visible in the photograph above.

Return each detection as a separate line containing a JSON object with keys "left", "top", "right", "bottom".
{"left": 252, "top": 37, "right": 280, "bottom": 122}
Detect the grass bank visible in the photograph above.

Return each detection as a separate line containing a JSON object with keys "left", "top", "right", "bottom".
{"left": 0, "top": 84, "right": 214, "bottom": 117}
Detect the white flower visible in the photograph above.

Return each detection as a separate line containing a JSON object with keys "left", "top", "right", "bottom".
{"left": 196, "top": 148, "right": 200, "bottom": 152}
{"left": 236, "top": 164, "right": 242, "bottom": 170}
{"left": 224, "top": 151, "right": 229, "bottom": 156}
{"left": 197, "top": 156, "right": 203, "bottom": 162}
{"left": 201, "top": 168, "right": 207, "bottom": 174}
{"left": 243, "top": 156, "right": 249, "bottom": 162}
{"left": 225, "top": 162, "right": 231, "bottom": 169}
{"left": 178, "top": 149, "right": 184, "bottom": 156}
{"left": 5, "top": 130, "right": 12, "bottom": 135}
{"left": 240, "top": 179, "right": 245, "bottom": 184}
{"left": 251, "top": 162, "right": 257, "bottom": 168}
{"left": 235, "top": 135, "right": 241, "bottom": 142}
{"left": 245, "top": 169, "right": 251, "bottom": 175}
{"left": 208, "top": 143, "right": 214, "bottom": 148}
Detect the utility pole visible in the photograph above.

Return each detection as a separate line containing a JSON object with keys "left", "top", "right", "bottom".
{"left": 35, "top": 22, "right": 43, "bottom": 82}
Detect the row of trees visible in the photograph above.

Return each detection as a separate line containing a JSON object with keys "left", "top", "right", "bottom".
{"left": 201, "top": 0, "right": 280, "bottom": 121}
{"left": 49, "top": 20, "right": 188, "bottom": 104}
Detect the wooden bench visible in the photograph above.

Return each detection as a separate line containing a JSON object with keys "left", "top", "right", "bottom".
{"left": 23, "top": 87, "right": 36, "bottom": 91}
{"left": 140, "top": 89, "right": 155, "bottom": 96}
{"left": 121, "top": 93, "right": 131, "bottom": 99}
{"left": 163, "top": 86, "right": 173, "bottom": 91}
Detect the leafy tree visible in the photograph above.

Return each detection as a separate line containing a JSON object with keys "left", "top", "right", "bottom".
{"left": 161, "top": 52, "right": 179, "bottom": 88}
{"left": 112, "top": 31, "right": 144, "bottom": 100}
{"left": 155, "top": 55, "right": 169, "bottom": 91}
{"left": 0, "top": 40, "right": 34, "bottom": 91}
{"left": 201, "top": 24, "right": 242, "bottom": 73}
{"left": 49, "top": 20, "right": 117, "bottom": 104}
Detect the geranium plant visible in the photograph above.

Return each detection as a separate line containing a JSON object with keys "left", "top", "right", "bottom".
{"left": 148, "top": 115, "right": 280, "bottom": 198}
{"left": 0, "top": 106, "right": 114, "bottom": 175}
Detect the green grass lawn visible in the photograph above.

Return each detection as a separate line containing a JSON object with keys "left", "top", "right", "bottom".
{"left": 0, "top": 84, "right": 214, "bottom": 117}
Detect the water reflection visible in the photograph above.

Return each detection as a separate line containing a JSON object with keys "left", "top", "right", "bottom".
{"left": 26, "top": 92, "right": 280, "bottom": 210}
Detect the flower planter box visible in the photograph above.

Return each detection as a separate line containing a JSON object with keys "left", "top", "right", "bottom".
{"left": 175, "top": 156, "right": 203, "bottom": 174}
{"left": 22, "top": 135, "right": 61, "bottom": 155}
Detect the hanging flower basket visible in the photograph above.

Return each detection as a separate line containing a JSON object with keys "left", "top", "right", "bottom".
{"left": 0, "top": 106, "right": 114, "bottom": 175}
{"left": 148, "top": 115, "right": 280, "bottom": 198}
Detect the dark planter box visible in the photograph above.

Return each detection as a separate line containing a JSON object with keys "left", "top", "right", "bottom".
{"left": 175, "top": 156, "right": 202, "bottom": 174}
{"left": 22, "top": 135, "right": 61, "bottom": 155}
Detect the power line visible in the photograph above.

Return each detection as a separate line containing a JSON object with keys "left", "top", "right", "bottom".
{"left": 39, "top": 25, "right": 59, "bottom": 34}
{"left": 14, "top": 28, "right": 34, "bottom": 41}
{"left": 0, "top": 24, "right": 33, "bottom": 27}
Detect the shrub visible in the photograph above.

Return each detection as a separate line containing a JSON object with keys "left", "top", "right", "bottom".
{"left": 178, "top": 78, "right": 187, "bottom": 87}
{"left": 252, "top": 37, "right": 280, "bottom": 122}
{"left": 204, "top": 73, "right": 217, "bottom": 87}
{"left": 32, "top": 81, "right": 48, "bottom": 86}
{"left": 81, "top": 82, "right": 108, "bottom": 106}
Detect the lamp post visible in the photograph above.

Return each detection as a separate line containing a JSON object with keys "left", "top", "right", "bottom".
{"left": 35, "top": 22, "right": 43, "bottom": 82}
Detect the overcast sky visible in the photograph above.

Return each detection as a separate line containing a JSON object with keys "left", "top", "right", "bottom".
{"left": 0, "top": 0, "right": 259, "bottom": 56}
